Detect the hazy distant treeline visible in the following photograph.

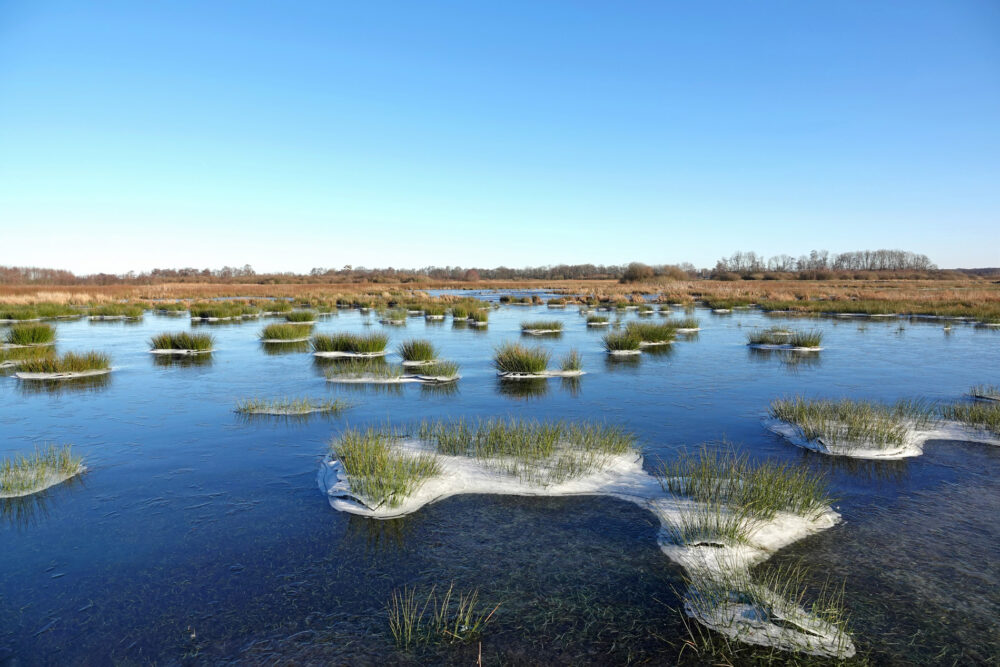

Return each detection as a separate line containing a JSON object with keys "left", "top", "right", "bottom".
{"left": 1, "top": 249, "right": 991, "bottom": 285}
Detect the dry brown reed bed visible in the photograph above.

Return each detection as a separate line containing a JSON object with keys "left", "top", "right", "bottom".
{"left": 2, "top": 279, "right": 997, "bottom": 319}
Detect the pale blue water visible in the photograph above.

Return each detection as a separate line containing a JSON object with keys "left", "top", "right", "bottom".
{"left": 2, "top": 301, "right": 998, "bottom": 664}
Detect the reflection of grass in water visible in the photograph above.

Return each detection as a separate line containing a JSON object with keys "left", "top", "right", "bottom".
{"left": 678, "top": 559, "right": 854, "bottom": 662}
{"left": 1, "top": 445, "right": 83, "bottom": 496}
{"left": 17, "top": 373, "right": 111, "bottom": 395}
{"left": 769, "top": 397, "right": 935, "bottom": 450}
{"left": 497, "top": 377, "right": 549, "bottom": 399}
{"left": 387, "top": 582, "right": 500, "bottom": 649}
{"left": 748, "top": 347, "right": 821, "bottom": 371}
{"left": 940, "top": 401, "right": 1000, "bottom": 435}
{"left": 153, "top": 353, "right": 213, "bottom": 368}
{"left": 4, "top": 323, "right": 55, "bottom": 345}
{"left": 261, "top": 340, "right": 310, "bottom": 355}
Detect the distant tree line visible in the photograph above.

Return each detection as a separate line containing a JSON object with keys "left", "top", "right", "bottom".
{"left": 0, "top": 249, "right": 985, "bottom": 286}
{"left": 712, "top": 249, "right": 936, "bottom": 276}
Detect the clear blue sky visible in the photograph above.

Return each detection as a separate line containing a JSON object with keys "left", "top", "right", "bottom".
{"left": 1, "top": 1, "right": 998, "bottom": 274}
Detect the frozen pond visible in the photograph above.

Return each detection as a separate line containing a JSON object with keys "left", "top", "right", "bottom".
{"left": 2, "top": 299, "right": 998, "bottom": 663}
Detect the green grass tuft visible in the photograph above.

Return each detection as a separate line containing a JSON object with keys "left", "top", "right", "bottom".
{"left": 235, "top": 396, "right": 349, "bottom": 415}
{"left": 90, "top": 303, "right": 145, "bottom": 318}
{"left": 4, "top": 323, "right": 55, "bottom": 345}
{"left": 17, "top": 351, "right": 111, "bottom": 374}
{"left": 520, "top": 320, "right": 563, "bottom": 332}
{"left": 493, "top": 342, "right": 550, "bottom": 374}
{"left": 940, "top": 401, "right": 1000, "bottom": 435}
{"left": 417, "top": 417, "right": 636, "bottom": 485}
{"left": 259, "top": 323, "right": 314, "bottom": 340}
{"left": 397, "top": 339, "right": 437, "bottom": 362}
{"left": 387, "top": 582, "right": 500, "bottom": 649}
{"left": 770, "top": 397, "right": 935, "bottom": 450}
{"left": 602, "top": 331, "right": 641, "bottom": 352}
{"left": 331, "top": 426, "right": 441, "bottom": 509}
{"left": 747, "top": 328, "right": 823, "bottom": 348}
{"left": 560, "top": 349, "right": 582, "bottom": 371}
{"left": 625, "top": 322, "right": 677, "bottom": 343}
{"left": 1, "top": 444, "right": 83, "bottom": 496}
{"left": 312, "top": 332, "right": 389, "bottom": 353}
{"left": 149, "top": 332, "right": 214, "bottom": 350}
{"left": 285, "top": 310, "right": 317, "bottom": 322}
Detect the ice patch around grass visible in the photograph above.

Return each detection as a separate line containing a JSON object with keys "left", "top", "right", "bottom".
{"left": 496, "top": 370, "right": 586, "bottom": 379}
{"left": 149, "top": 349, "right": 214, "bottom": 356}
{"left": 0, "top": 465, "right": 87, "bottom": 499}
{"left": 766, "top": 418, "right": 1000, "bottom": 459}
{"left": 318, "top": 440, "right": 853, "bottom": 658}
{"left": 313, "top": 350, "right": 389, "bottom": 359}
{"left": 15, "top": 369, "right": 113, "bottom": 381}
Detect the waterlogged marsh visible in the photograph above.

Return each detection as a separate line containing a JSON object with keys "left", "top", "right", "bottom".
{"left": 1, "top": 299, "right": 999, "bottom": 663}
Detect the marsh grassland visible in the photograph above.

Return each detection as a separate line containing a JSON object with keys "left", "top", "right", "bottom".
{"left": 2, "top": 282, "right": 999, "bottom": 664}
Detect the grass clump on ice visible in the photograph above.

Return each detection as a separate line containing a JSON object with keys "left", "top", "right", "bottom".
{"left": 0, "top": 306, "right": 40, "bottom": 320}
{"left": 4, "top": 323, "right": 55, "bottom": 345}
{"left": 423, "top": 304, "right": 447, "bottom": 317}
{"left": 625, "top": 321, "right": 677, "bottom": 344}
{"left": 674, "top": 317, "right": 701, "bottom": 330}
{"left": 18, "top": 351, "right": 111, "bottom": 374}
{"left": 586, "top": 315, "right": 609, "bottom": 325}
{"left": 747, "top": 328, "right": 823, "bottom": 348}
{"left": 493, "top": 342, "right": 550, "bottom": 374}
{"left": 521, "top": 320, "right": 563, "bottom": 332}
{"left": 397, "top": 339, "right": 437, "bottom": 362}
{"left": 154, "top": 301, "right": 188, "bottom": 312}
{"left": 260, "top": 300, "right": 293, "bottom": 313}
{"left": 940, "top": 401, "right": 1000, "bottom": 435}
{"left": 468, "top": 309, "right": 489, "bottom": 323}
{"left": 970, "top": 384, "right": 1000, "bottom": 401}
{"left": 326, "top": 360, "right": 403, "bottom": 380}
{"left": 312, "top": 332, "right": 389, "bottom": 353}
{"left": 560, "top": 349, "right": 582, "bottom": 371}
{"left": 285, "top": 310, "right": 317, "bottom": 323}
{"left": 417, "top": 417, "right": 637, "bottom": 485}
{"left": 90, "top": 303, "right": 144, "bottom": 318}
{"left": 603, "top": 331, "right": 641, "bottom": 353}
{"left": 449, "top": 305, "right": 469, "bottom": 319}
{"left": 1, "top": 444, "right": 83, "bottom": 497}
{"left": 190, "top": 301, "right": 259, "bottom": 319}
{"left": 235, "top": 396, "right": 349, "bottom": 416}
{"left": 331, "top": 426, "right": 441, "bottom": 509}
{"left": 769, "top": 397, "right": 935, "bottom": 451}
{"left": 0, "top": 346, "right": 55, "bottom": 366}
{"left": 387, "top": 582, "right": 500, "bottom": 649}
{"left": 658, "top": 446, "right": 832, "bottom": 525}
{"left": 417, "top": 361, "right": 460, "bottom": 379}
{"left": 680, "top": 559, "right": 854, "bottom": 661}
{"left": 259, "top": 323, "right": 313, "bottom": 340}
{"left": 149, "top": 332, "right": 214, "bottom": 351}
